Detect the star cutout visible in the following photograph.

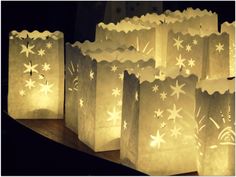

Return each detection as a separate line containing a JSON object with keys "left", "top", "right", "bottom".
{"left": 154, "top": 109, "right": 163, "bottom": 118}
{"left": 25, "top": 78, "right": 36, "bottom": 89}
{"left": 39, "top": 82, "right": 53, "bottom": 95}
{"left": 38, "top": 49, "right": 45, "bottom": 56}
{"left": 188, "top": 58, "right": 195, "bottom": 67}
{"left": 20, "top": 44, "right": 35, "bottom": 58}
{"left": 176, "top": 54, "right": 186, "bottom": 68}
{"left": 186, "top": 44, "right": 192, "bottom": 52}
{"left": 170, "top": 126, "right": 182, "bottom": 138}
{"left": 185, "top": 69, "right": 190, "bottom": 75}
{"left": 19, "top": 89, "right": 26, "bottom": 96}
{"left": 119, "top": 73, "right": 124, "bottom": 80}
{"left": 135, "top": 91, "right": 139, "bottom": 101}
{"left": 170, "top": 80, "right": 186, "bottom": 99}
{"left": 173, "top": 36, "right": 183, "bottom": 50}
{"left": 123, "top": 120, "right": 127, "bottom": 130}
{"left": 39, "top": 74, "right": 44, "bottom": 80}
{"left": 79, "top": 98, "right": 84, "bottom": 107}
{"left": 46, "top": 42, "right": 52, "bottom": 49}
{"left": 152, "top": 84, "right": 159, "bottom": 93}
{"left": 90, "top": 70, "right": 94, "bottom": 80}
{"left": 42, "top": 62, "right": 51, "bottom": 71}
{"left": 215, "top": 42, "right": 224, "bottom": 53}
{"left": 150, "top": 130, "right": 166, "bottom": 149}
{"left": 160, "top": 91, "right": 167, "bottom": 101}
{"left": 112, "top": 88, "right": 121, "bottom": 97}
{"left": 107, "top": 107, "right": 121, "bottom": 125}
{"left": 160, "top": 122, "right": 166, "bottom": 128}
{"left": 111, "top": 65, "right": 118, "bottom": 72}
{"left": 167, "top": 104, "right": 183, "bottom": 123}
{"left": 193, "top": 39, "right": 198, "bottom": 45}
{"left": 23, "top": 62, "right": 38, "bottom": 74}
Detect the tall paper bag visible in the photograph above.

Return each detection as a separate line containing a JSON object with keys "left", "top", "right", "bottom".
{"left": 8, "top": 30, "right": 64, "bottom": 119}
{"left": 195, "top": 78, "right": 235, "bottom": 175}
{"left": 121, "top": 68, "right": 198, "bottom": 175}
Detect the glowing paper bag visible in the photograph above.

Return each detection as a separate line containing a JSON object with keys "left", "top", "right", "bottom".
{"left": 65, "top": 40, "right": 130, "bottom": 133}
{"left": 195, "top": 78, "right": 235, "bottom": 175}
{"left": 166, "top": 31, "right": 230, "bottom": 79}
{"left": 207, "top": 33, "right": 230, "bottom": 79}
{"left": 65, "top": 44, "right": 87, "bottom": 134}
{"left": 221, "top": 21, "right": 235, "bottom": 77}
{"left": 65, "top": 40, "right": 153, "bottom": 134}
{"left": 8, "top": 30, "right": 64, "bottom": 119}
{"left": 65, "top": 43, "right": 155, "bottom": 151}
{"left": 121, "top": 69, "right": 198, "bottom": 175}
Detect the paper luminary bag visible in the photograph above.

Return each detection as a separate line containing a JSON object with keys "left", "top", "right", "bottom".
{"left": 195, "top": 78, "right": 235, "bottom": 175}
{"left": 8, "top": 30, "right": 64, "bottom": 119}
{"left": 65, "top": 43, "right": 155, "bottom": 151}
{"left": 166, "top": 31, "right": 230, "bottom": 80}
{"left": 221, "top": 21, "right": 235, "bottom": 77}
{"left": 121, "top": 69, "right": 198, "bottom": 175}
{"left": 65, "top": 40, "right": 135, "bottom": 134}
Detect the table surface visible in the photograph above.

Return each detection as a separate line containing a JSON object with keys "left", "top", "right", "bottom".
{"left": 18, "top": 119, "right": 198, "bottom": 176}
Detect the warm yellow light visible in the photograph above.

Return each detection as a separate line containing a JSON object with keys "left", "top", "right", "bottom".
{"left": 150, "top": 130, "right": 166, "bottom": 149}
{"left": 20, "top": 44, "right": 35, "bottom": 57}
{"left": 8, "top": 30, "right": 64, "bottom": 119}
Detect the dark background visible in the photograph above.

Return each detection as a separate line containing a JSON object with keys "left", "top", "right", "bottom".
{"left": 1, "top": 1, "right": 235, "bottom": 175}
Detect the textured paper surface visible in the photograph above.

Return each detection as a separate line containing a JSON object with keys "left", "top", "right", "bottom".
{"left": 8, "top": 30, "right": 64, "bottom": 119}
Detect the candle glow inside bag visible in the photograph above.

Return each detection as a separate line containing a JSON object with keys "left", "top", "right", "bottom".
{"left": 195, "top": 78, "right": 235, "bottom": 176}
{"left": 8, "top": 30, "right": 64, "bottom": 119}
{"left": 121, "top": 68, "right": 198, "bottom": 175}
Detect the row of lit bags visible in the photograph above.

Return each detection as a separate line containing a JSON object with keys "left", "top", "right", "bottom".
{"left": 8, "top": 28, "right": 235, "bottom": 175}
{"left": 64, "top": 40, "right": 235, "bottom": 175}
{"left": 8, "top": 20, "right": 234, "bottom": 119}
